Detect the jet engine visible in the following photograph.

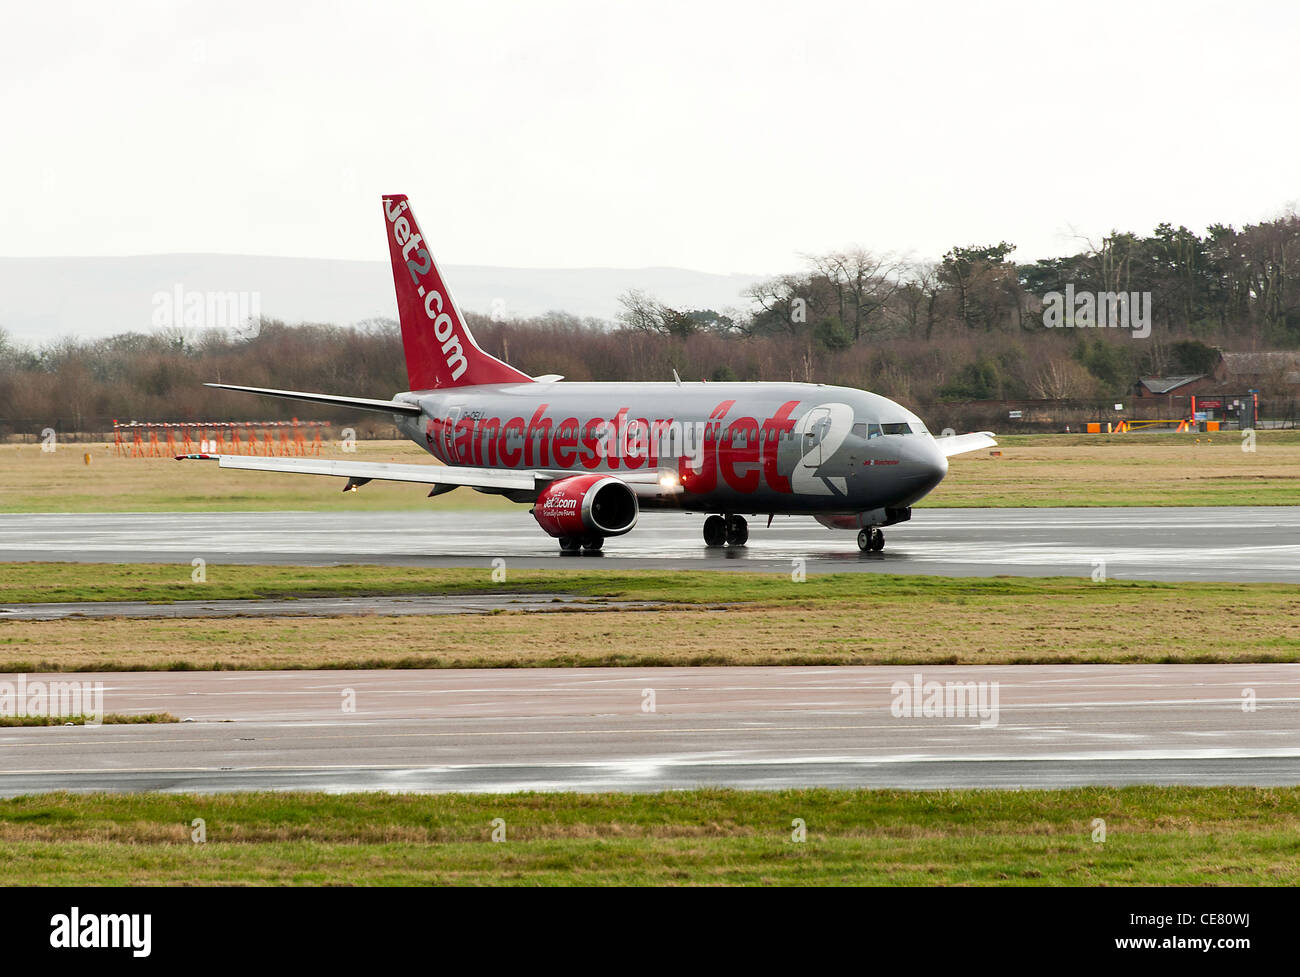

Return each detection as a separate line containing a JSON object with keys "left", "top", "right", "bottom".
{"left": 531, "top": 474, "right": 638, "bottom": 550}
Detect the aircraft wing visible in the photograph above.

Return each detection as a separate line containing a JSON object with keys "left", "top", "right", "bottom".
{"left": 179, "top": 454, "right": 538, "bottom": 492}
{"left": 177, "top": 455, "right": 686, "bottom": 498}
{"left": 204, "top": 383, "right": 423, "bottom": 416}
{"left": 935, "top": 431, "right": 997, "bottom": 457}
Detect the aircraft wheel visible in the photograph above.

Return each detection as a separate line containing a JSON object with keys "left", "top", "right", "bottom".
{"left": 703, "top": 515, "right": 727, "bottom": 548}
{"left": 581, "top": 535, "right": 604, "bottom": 552}
{"left": 870, "top": 528, "right": 885, "bottom": 552}
{"left": 857, "top": 529, "right": 871, "bottom": 552}
{"left": 725, "top": 514, "right": 748, "bottom": 547}
{"left": 558, "top": 536, "right": 582, "bottom": 554}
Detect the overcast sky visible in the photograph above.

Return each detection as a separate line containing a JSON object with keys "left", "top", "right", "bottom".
{"left": 3, "top": 0, "right": 1296, "bottom": 274}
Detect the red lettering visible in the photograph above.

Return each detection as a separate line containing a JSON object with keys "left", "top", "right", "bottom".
{"left": 649, "top": 418, "right": 675, "bottom": 468}
{"left": 623, "top": 417, "right": 649, "bottom": 470}
{"left": 760, "top": 400, "right": 799, "bottom": 493}
{"left": 453, "top": 416, "right": 475, "bottom": 465}
{"left": 721, "top": 416, "right": 760, "bottom": 492}
{"left": 525, "top": 405, "right": 552, "bottom": 467}
{"left": 607, "top": 408, "right": 627, "bottom": 470}
{"left": 580, "top": 418, "right": 605, "bottom": 470}
{"left": 499, "top": 416, "right": 525, "bottom": 467}
{"left": 682, "top": 400, "right": 734, "bottom": 494}
{"left": 554, "top": 417, "right": 580, "bottom": 468}
{"left": 477, "top": 416, "right": 500, "bottom": 466}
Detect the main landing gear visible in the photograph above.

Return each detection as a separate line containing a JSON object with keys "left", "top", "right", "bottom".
{"left": 704, "top": 514, "right": 748, "bottom": 548}
{"left": 558, "top": 535, "right": 603, "bottom": 554}
{"left": 857, "top": 527, "right": 885, "bottom": 552}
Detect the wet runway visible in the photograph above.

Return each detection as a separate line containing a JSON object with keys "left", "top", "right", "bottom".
{"left": 1, "top": 665, "right": 1297, "bottom": 794}
{"left": 2, "top": 506, "right": 1299, "bottom": 582}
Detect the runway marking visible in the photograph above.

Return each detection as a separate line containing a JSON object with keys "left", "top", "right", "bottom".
{"left": 6, "top": 718, "right": 1299, "bottom": 750}
{"left": 7, "top": 747, "right": 1300, "bottom": 778}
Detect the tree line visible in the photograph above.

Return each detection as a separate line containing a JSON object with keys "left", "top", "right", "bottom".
{"left": 2, "top": 209, "right": 1297, "bottom": 433}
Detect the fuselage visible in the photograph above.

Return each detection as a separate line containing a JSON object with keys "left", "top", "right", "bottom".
{"left": 392, "top": 380, "right": 948, "bottom": 515}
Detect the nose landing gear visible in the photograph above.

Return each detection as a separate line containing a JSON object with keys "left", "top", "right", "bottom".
{"left": 704, "top": 514, "right": 748, "bottom": 548}
{"left": 857, "top": 527, "right": 884, "bottom": 552}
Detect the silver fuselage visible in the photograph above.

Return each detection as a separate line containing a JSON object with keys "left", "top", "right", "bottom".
{"left": 391, "top": 381, "right": 947, "bottom": 515}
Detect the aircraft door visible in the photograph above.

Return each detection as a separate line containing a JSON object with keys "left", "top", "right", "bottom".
{"left": 800, "top": 407, "right": 832, "bottom": 468}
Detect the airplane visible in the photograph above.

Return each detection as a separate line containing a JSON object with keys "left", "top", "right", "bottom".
{"left": 182, "top": 193, "right": 996, "bottom": 554}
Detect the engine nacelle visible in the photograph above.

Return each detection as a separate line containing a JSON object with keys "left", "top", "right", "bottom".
{"left": 531, "top": 474, "right": 639, "bottom": 539}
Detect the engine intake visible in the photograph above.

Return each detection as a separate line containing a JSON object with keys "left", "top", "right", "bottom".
{"left": 531, "top": 474, "right": 638, "bottom": 539}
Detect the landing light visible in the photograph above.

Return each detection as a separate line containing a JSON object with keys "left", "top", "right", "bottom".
{"left": 658, "top": 470, "right": 680, "bottom": 489}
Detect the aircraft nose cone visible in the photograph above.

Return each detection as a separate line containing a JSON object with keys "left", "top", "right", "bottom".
{"left": 925, "top": 442, "right": 949, "bottom": 481}
{"left": 892, "top": 438, "right": 947, "bottom": 504}
{"left": 916, "top": 443, "right": 947, "bottom": 492}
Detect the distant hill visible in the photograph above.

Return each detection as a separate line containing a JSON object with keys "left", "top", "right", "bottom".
{"left": 0, "top": 254, "right": 764, "bottom": 345}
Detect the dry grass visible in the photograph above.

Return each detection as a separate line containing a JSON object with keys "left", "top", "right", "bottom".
{"left": 3, "top": 583, "right": 1296, "bottom": 670}
{"left": 930, "top": 432, "right": 1300, "bottom": 507}
{"left": 0, "top": 440, "right": 511, "bottom": 513}
{"left": 0, "top": 712, "right": 178, "bottom": 726}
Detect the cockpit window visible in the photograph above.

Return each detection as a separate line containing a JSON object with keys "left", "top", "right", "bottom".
{"left": 852, "top": 422, "right": 883, "bottom": 440}
{"left": 880, "top": 422, "right": 913, "bottom": 436}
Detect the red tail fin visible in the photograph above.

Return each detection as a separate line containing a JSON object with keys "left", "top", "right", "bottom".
{"left": 383, "top": 194, "right": 532, "bottom": 390}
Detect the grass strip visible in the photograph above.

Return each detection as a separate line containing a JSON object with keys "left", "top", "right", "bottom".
{"left": 1, "top": 787, "right": 1296, "bottom": 885}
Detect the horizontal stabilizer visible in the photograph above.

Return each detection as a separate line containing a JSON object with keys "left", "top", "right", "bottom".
{"left": 205, "top": 383, "right": 423, "bottom": 416}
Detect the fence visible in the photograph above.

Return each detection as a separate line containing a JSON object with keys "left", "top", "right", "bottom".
{"left": 1, "top": 418, "right": 405, "bottom": 445}
{"left": 112, "top": 420, "right": 328, "bottom": 458}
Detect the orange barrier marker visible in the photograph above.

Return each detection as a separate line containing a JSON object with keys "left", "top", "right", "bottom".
{"left": 122, "top": 419, "right": 331, "bottom": 458}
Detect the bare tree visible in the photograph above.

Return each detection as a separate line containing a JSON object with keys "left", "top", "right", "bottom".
{"left": 1030, "top": 355, "right": 1095, "bottom": 399}
{"left": 616, "top": 290, "right": 698, "bottom": 338}
{"left": 896, "top": 261, "right": 944, "bottom": 339}
{"left": 804, "top": 249, "right": 903, "bottom": 340}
